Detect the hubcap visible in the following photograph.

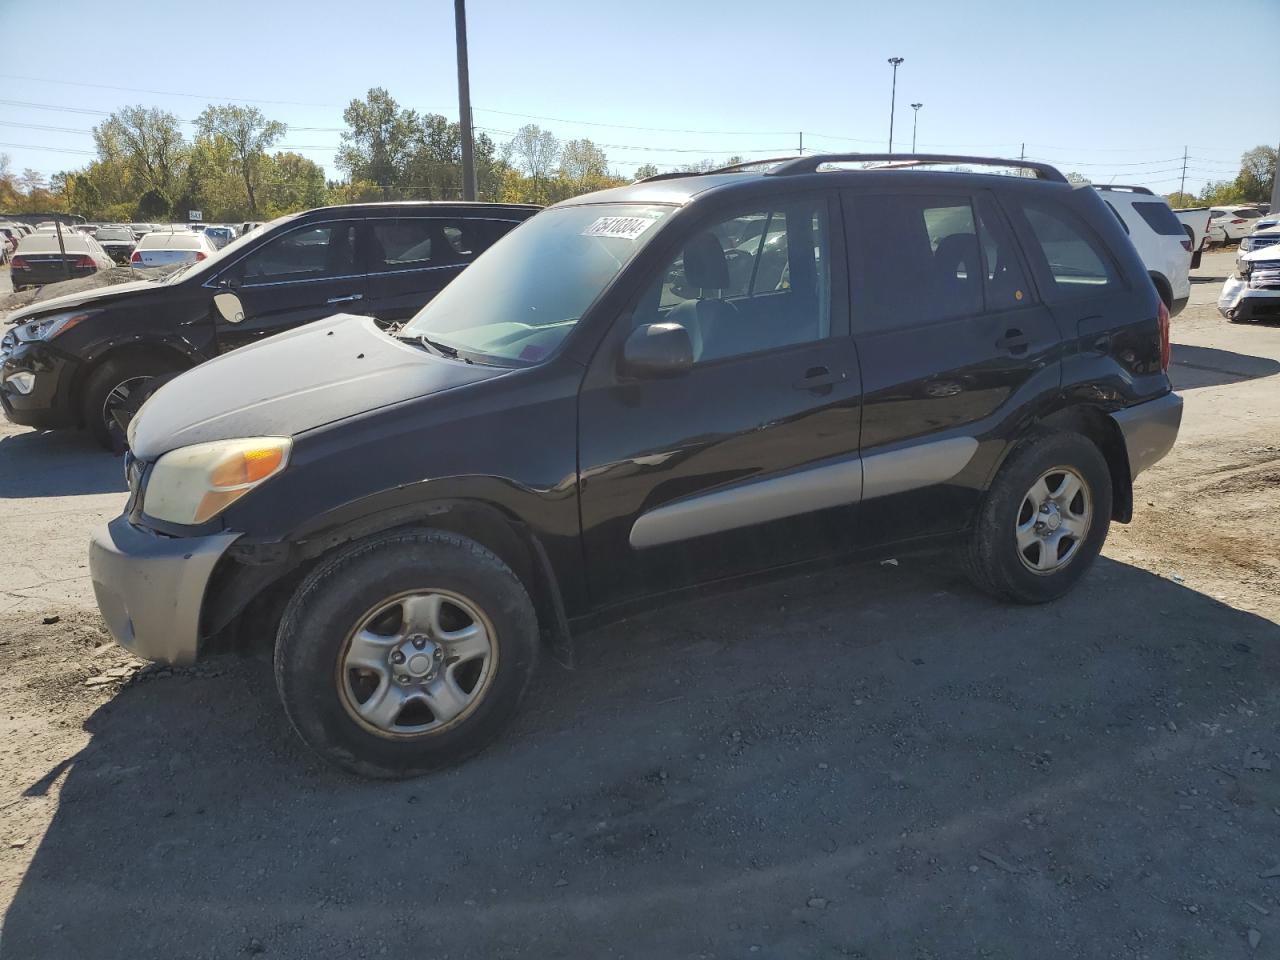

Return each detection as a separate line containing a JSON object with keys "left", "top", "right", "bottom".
{"left": 1015, "top": 466, "right": 1092, "bottom": 575}
{"left": 102, "top": 376, "right": 150, "bottom": 432}
{"left": 337, "top": 590, "right": 497, "bottom": 738}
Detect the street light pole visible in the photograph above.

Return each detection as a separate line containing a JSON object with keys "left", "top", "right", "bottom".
{"left": 910, "top": 103, "right": 923, "bottom": 154}
{"left": 887, "top": 57, "right": 904, "bottom": 153}
{"left": 454, "top": 0, "right": 478, "bottom": 201}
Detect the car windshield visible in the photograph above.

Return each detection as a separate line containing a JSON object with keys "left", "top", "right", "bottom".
{"left": 96, "top": 227, "right": 133, "bottom": 241}
{"left": 400, "top": 203, "right": 672, "bottom": 365}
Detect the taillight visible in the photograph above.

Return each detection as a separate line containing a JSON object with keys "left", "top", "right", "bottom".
{"left": 1157, "top": 299, "right": 1171, "bottom": 372}
{"left": 74, "top": 254, "right": 95, "bottom": 269}
{"left": 195, "top": 251, "right": 207, "bottom": 261}
{"left": 130, "top": 251, "right": 142, "bottom": 263}
{"left": 1231, "top": 218, "right": 1246, "bottom": 224}
{"left": 9, "top": 255, "right": 28, "bottom": 271}
{"left": 1180, "top": 239, "right": 1192, "bottom": 252}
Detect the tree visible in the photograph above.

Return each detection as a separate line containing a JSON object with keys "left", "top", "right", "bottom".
{"left": 507, "top": 124, "right": 560, "bottom": 200}
{"left": 633, "top": 163, "right": 659, "bottom": 180}
{"left": 1064, "top": 171, "right": 1091, "bottom": 185}
{"left": 1165, "top": 191, "right": 1198, "bottom": 209}
{"left": 19, "top": 168, "right": 45, "bottom": 194}
{"left": 93, "top": 105, "right": 188, "bottom": 195}
{"left": 1237, "top": 145, "right": 1276, "bottom": 202}
{"left": 261, "top": 151, "right": 327, "bottom": 216}
{"left": 337, "top": 88, "right": 419, "bottom": 195}
{"left": 559, "top": 139, "right": 608, "bottom": 187}
{"left": 136, "top": 188, "right": 171, "bottom": 220}
{"left": 194, "top": 104, "right": 286, "bottom": 217}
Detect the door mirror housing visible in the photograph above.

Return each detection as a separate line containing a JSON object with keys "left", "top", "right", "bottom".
{"left": 620, "top": 323, "right": 694, "bottom": 379}
{"left": 213, "top": 291, "right": 245, "bottom": 324}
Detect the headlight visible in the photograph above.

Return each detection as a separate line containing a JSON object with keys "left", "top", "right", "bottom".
{"left": 13, "top": 310, "right": 96, "bottom": 343}
{"left": 143, "top": 437, "right": 292, "bottom": 525}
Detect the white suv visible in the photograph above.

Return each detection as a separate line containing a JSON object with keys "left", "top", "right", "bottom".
{"left": 1093, "top": 186, "right": 1192, "bottom": 316}
{"left": 1209, "top": 206, "right": 1264, "bottom": 242}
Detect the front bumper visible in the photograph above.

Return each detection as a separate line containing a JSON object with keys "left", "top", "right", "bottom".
{"left": 1109, "top": 392, "right": 1183, "bottom": 481}
{"left": 89, "top": 516, "right": 240, "bottom": 665}
{"left": 1218, "top": 279, "right": 1280, "bottom": 322}
{"left": 0, "top": 340, "right": 80, "bottom": 428}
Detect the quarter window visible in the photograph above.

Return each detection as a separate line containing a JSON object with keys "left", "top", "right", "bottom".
{"left": 238, "top": 223, "right": 357, "bottom": 285}
{"left": 636, "top": 198, "right": 831, "bottom": 363}
{"left": 1132, "top": 201, "right": 1184, "bottom": 236}
{"left": 1019, "top": 200, "right": 1117, "bottom": 298}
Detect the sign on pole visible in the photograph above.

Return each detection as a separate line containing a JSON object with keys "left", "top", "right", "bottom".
{"left": 188, "top": 210, "right": 203, "bottom": 222}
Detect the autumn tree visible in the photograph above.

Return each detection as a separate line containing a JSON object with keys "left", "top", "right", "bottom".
{"left": 93, "top": 105, "right": 188, "bottom": 198}
{"left": 507, "top": 124, "right": 560, "bottom": 201}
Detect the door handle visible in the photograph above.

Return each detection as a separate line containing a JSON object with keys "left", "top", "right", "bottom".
{"left": 996, "top": 329, "right": 1030, "bottom": 353}
{"left": 327, "top": 293, "right": 364, "bottom": 304}
{"left": 793, "top": 366, "right": 842, "bottom": 391}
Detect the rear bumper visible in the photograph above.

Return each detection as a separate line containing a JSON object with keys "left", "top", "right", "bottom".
{"left": 1169, "top": 294, "right": 1189, "bottom": 318}
{"left": 89, "top": 516, "right": 240, "bottom": 665}
{"left": 1110, "top": 392, "right": 1183, "bottom": 480}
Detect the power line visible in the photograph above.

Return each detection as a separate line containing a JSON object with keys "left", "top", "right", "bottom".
{"left": 473, "top": 107, "right": 794, "bottom": 136}
{"left": 0, "top": 73, "right": 334, "bottom": 107}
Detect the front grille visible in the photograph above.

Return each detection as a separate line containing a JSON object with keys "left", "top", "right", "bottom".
{"left": 1243, "top": 234, "right": 1280, "bottom": 253}
{"left": 1250, "top": 265, "right": 1280, "bottom": 290}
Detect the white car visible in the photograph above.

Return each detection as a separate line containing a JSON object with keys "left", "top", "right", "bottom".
{"left": 130, "top": 230, "right": 219, "bottom": 269}
{"left": 1218, "top": 239, "right": 1280, "bottom": 322}
{"left": 1093, "top": 185, "right": 1191, "bottom": 315}
{"left": 1209, "top": 206, "right": 1264, "bottom": 242}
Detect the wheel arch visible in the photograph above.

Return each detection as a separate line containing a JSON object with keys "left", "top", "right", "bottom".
{"left": 204, "top": 498, "right": 574, "bottom": 666}
{"left": 1036, "top": 406, "right": 1132, "bottom": 523}
{"left": 1148, "top": 271, "right": 1173, "bottom": 310}
{"left": 72, "top": 340, "right": 196, "bottom": 425}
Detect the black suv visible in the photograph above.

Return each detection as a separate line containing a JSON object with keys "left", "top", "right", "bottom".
{"left": 1, "top": 201, "right": 540, "bottom": 447}
{"left": 87, "top": 155, "right": 1182, "bottom": 778}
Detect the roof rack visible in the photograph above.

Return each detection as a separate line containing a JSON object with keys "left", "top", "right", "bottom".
{"left": 765, "top": 153, "right": 1069, "bottom": 183}
{"left": 1091, "top": 184, "right": 1154, "bottom": 195}
{"left": 636, "top": 156, "right": 803, "bottom": 183}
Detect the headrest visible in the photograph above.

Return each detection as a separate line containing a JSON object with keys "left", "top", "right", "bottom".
{"left": 683, "top": 232, "right": 730, "bottom": 289}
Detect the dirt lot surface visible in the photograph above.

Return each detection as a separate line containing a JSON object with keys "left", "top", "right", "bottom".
{"left": 0, "top": 250, "right": 1277, "bottom": 959}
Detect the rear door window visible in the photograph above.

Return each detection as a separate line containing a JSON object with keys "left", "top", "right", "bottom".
{"left": 1132, "top": 201, "right": 1184, "bottom": 236}
{"left": 369, "top": 218, "right": 513, "bottom": 273}
{"left": 851, "top": 193, "right": 984, "bottom": 330}
{"left": 1017, "top": 199, "right": 1119, "bottom": 299}
{"left": 975, "top": 193, "right": 1035, "bottom": 311}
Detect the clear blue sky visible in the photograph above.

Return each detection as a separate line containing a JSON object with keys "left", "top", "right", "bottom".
{"left": 1, "top": 0, "right": 1276, "bottom": 194}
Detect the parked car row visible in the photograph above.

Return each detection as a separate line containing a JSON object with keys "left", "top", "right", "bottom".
{"left": 7, "top": 230, "right": 115, "bottom": 290}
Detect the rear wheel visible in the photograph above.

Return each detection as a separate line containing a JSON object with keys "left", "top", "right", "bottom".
{"left": 965, "top": 432, "right": 1112, "bottom": 604}
{"left": 81, "top": 353, "right": 184, "bottom": 450}
{"left": 274, "top": 529, "right": 540, "bottom": 779}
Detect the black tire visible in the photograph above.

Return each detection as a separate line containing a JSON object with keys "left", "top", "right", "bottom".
{"left": 964, "top": 431, "right": 1112, "bottom": 604}
{"left": 275, "top": 528, "right": 540, "bottom": 779}
{"left": 81, "top": 353, "right": 185, "bottom": 451}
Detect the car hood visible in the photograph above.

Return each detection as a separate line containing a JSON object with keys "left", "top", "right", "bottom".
{"left": 4, "top": 278, "right": 158, "bottom": 324}
{"left": 128, "top": 313, "right": 508, "bottom": 460}
{"left": 1242, "top": 242, "right": 1280, "bottom": 262}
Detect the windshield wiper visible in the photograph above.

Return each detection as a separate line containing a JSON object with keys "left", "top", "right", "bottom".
{"left": 413, "top": 335, "right": 462, "bottom": 359}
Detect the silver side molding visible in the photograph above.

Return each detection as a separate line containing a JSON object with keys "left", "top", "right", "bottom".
{"left": 629, "top": 435, "right": 978, "bottom": 550}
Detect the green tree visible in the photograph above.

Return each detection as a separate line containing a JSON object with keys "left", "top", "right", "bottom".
{"left": 94, "top": 105, "right": 188, "bottom": 196}
{"left": 507, "top": 125, "right": 560, "bottom": 201}
{"left": 336, "top": 88, "right": 419, "bottom": 195}
{"left": 1165, "top": 191, "right": 1198, "bottom": 209}
{"left": 136, "top": 187, "right": 171, "bottom": 220}
{"left": 195, "top": 104, "right": 286, "bottom": 217}
{"left": 261, "top": 151, "right": 327, "bottom": 216}
{"left": 632, "top": 163, "right": 660, "bottom": 180}
{"left": 559, "top": 139, "right": 608, "bottom": 188}
{"left": 1236, "top": 145, "right": 1276, "bottom": 202}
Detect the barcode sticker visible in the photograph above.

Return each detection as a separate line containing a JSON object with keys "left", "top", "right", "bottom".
{"left": 581, "top": 216, "right": 658, "bottom": 241}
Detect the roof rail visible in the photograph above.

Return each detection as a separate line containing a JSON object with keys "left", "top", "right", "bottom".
{"left": 1091, "top": 184, "right": 1154, "bottom": 195}
{"left": 765, "top": 153, "right": 1069, "bottom": 183}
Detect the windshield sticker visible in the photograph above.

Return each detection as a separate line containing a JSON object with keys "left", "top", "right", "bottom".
{"left": 581, "top": 216, "right": 658, "bottom": 241}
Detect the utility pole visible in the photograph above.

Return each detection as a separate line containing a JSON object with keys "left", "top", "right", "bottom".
{"left": 1178, "top": 146, "right": 1188, "bottom": 203}
{"left": 798, "top": 131, "right": 803, "bottom": 156}
{"left": 910, "top": 103, "right": 922, "bottom": 153}
{"left": 887, "top": 57, "right": 904, "bottom": 153}
{"left": 454, "top": 0, "right": 478, "bottom": 201}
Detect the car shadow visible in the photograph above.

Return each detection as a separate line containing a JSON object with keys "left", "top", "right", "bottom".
{"left": 0, "top": 429, "right": 123, "bottom": 498}
{"left": 1169, "top": 342, "right": 1280, "bottom": 390}
{"left": 3, "top": 556, "right": 1278, "bottom": 957}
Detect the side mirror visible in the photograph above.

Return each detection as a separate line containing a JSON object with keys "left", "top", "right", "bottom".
{"left": 620, "top": 322, "right": 693, "bottom": 379}
{"left": 213, "top": 291, "right": 245, "bottom": 324}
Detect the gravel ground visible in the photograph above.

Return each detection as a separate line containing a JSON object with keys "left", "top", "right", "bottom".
{"left": 0, "top": 250, "right": 1277, "bottom": 959}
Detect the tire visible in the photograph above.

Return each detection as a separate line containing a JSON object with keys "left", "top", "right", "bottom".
{"left": 80, "top": 353, "right": 185, "bottom": 451}
{"left": 964, "top": 431, "right": 1112, "bottom": 604}
{"left": 274, "top": 528, "right": 540, "bottom": 779}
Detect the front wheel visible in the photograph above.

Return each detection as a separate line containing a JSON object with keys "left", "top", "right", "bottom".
{"left": 964, "top": 432, "right": 1112, "bottom": 604}
{"left": 81, "top": 354, "right": 184, "bottom": 450}
{"left": 274, "top": 529, "right": 540, "bottom": 778}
